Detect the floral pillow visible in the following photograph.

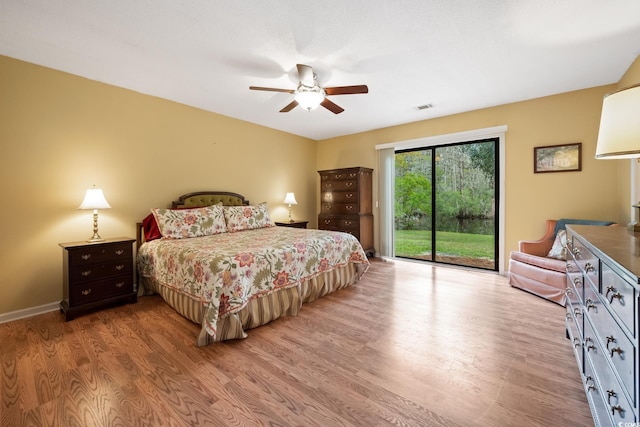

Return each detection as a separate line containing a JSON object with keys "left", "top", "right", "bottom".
{"left": 152, "top": 204, "right": 226, "bottom": 239}
{"left": 224, "top": 202, "right": 274, "bottom": 232}
{"left": 547, "top": 229, "right": 567, "bottom": 260}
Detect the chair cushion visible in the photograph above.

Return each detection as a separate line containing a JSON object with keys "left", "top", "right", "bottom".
{"left": 509, "top": 251, "right": 566, "bottom": 273}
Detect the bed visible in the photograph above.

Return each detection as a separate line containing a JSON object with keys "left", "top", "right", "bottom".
{"left": 136, "top": 191, "right": 370, "bottom": 346}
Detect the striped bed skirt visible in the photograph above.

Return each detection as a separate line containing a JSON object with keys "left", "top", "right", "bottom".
{"left": 139, "top": 262, "right": 366, "bottom": 346}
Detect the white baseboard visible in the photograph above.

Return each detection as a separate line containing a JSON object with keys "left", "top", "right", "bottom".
{"left": 0, "top": 302, "right": 60, "bottom": 324}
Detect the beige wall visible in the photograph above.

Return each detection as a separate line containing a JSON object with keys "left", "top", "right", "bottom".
{"left": 0, "top": 55, "right": 315, "bottom": 314}
{"left": 317, "top": 86, "right": 624, "bottom": 270}
{"left": 2, "top": 52, "right": 638, "bottom": 316}
{"left": 612, "top": 55, "right": 640, "bottom": 219}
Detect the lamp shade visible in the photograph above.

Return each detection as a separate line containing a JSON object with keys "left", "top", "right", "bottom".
{"left": 595, "top": 84, "right": 640, "bottom": 159}
{"left": 78, "top": 187, "right": 111, "bottom": 210}
{"left": 283, "top": 192, "right": 298, "bottom": 205}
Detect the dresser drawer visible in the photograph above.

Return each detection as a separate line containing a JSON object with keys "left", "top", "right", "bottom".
{"left": 321, "top": 191, "right": 358, "bottom": 204}
{"left": 584, "top": 316, "right": 636, "bottom": 418}
{"left": 321, "top": 170, "right": 360, "bottom": 181}
{"left": 566, "top": 268, "right": 583, "bottom": 307}
{"left": 68, "top": 243, "right": 133, "bottom": 266}
{"left": 571, "top": 238, "right": 599, "bottom": 289}
{"left": 584, "top": 354, "right": 625, "bottom": 427}
{"left": 321, "top": 180, "right": 358, "bottom": 192}
{"left": 321, "top": 203, "right": 360, "bottom": 215}
{"left": 69, "top": 275, "right": 134, "bottom": 305}
{"left": 601, "top": 262, "right": 636, "bottom": 337}
{"left": 319, "top": 216, "right": 360, "bottom": 231}
{"left": 69, "top": 259, "right": 133, "bottom": 283}
{"left": 566, "top": 304, "right": 583, "bottom": 371}
{"left": 585, "top": 284, "right": 636, "bottom": 403}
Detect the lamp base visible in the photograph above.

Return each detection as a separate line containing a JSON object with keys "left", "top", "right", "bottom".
{"left": 87, "top": 237, "right": 105, "bottom": 243}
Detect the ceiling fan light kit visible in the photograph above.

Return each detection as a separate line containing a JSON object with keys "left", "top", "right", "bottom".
{"left": 250, "top": 64, "right": 368, "bottom": 114}
{"left": 295, "top": 86, "right": 325, "bottom": 111}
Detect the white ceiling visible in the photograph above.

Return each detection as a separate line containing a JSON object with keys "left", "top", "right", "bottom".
{"left": 2, "top": 1, "right": 640, "bottom": 141}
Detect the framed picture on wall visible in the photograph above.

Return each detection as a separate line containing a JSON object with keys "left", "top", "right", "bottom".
{"left": 534, "top": 142, "right": 582, "bottom": 173}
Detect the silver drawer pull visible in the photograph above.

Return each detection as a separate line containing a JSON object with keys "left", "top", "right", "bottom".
{"left": 573, "top": 247, "right": 582, "bottom": 258}
{"left": 611, "top": 405, "right": 623, "bottom": 416}
{"left": 585, "top": 298, "right": 596, "bottom": 311}
{"left": 115, "top": 282, "right": 125, "bottom": 288}
{"left": 566, "top": 263, "right": 574, "bottom": 272}
{"left": 584, "top": 262, "right": 595, "bottom": 273}
{"left": 585, "top": 375, "right": 596, "bottom": 391}
{"left": 607, "top": 389, "right": 617, "bottom": 404}
{"left": 115, "top": 249, "right": 124, "bottom": 255}
{"left": 606, "top": 336, "right": 616, "bottom": 350}
{"left": 573, "top": 337, "right": 580, "bottom": 348}
{"left": 573, "top": 277, "right": 581, "bottom": 286}
{"left": 565, "top": 313, "right": 572, "bottom": 320}
{"left": 566, "top": 287, "right": 573, "bottom": 295}
{"left": 573, "top": 307, "right": 582, "bottom": 317}
{"left": 81, "top": 289, "right": 92, "bottom": 296}
{"left": 81, "top": 270, "right": 92, "bottom": 277}
{"left": 81, "top": 254, "right": 91, "bottom": 260}
{"left": 115, "top": 264, "right": 125, "bottom": 271}
{"left": 606, "top": 286, "right": 622, "bottom": 304}
{"left": 585, "top": 337, "right": 595, "bottom": 352}
{"left": 610, "top": 347, "right": 623, "bottom": 358}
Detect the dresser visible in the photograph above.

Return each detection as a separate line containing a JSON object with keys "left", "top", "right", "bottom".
{"left": 60, "top": 237, "right": 136, "bottom": 320}
{"left": 318, "top": 167, "right": 374, "bottom": 256}
{"left": 565, "top": 225, "right": 640, "bottom": 426}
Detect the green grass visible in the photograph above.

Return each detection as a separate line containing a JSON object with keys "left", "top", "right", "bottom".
{"left": 395, "top": 229, "right": 494, "bottom": 258}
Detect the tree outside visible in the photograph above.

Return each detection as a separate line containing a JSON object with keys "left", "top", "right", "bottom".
{"left": 394, "top": 140, "right": 496, "bottom": 269}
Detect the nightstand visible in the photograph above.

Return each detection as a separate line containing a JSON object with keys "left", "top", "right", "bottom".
{"left": 59, "top": 237, "right": 136, "bottom": 321}
{"left": 275, "top": 220, "right": 309, "bottom": 229}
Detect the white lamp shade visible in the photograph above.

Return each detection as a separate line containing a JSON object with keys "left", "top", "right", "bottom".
{"left": 294, "top": 90, "right": 324, "bottom": 111}
{"left": 595, "top": 84, "right": 640, "bottom": 159}
{"left": 78, "top": 188, "right": 111, "bottom": 210}
{"left": 283, "top": 192, "right": 298, "bottom": 205}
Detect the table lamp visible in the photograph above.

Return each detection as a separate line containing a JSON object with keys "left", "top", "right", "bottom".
{"left": 78, "top": 186, "right": 111, "bottom": 242}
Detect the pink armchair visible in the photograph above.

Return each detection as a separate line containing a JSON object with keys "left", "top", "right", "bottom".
{"left": 508, "top": 220, "right": 567, "bottom": 306}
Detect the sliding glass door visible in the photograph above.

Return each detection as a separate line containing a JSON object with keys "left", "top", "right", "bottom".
{"left": 394, "top": 138, "right": 498, "bottom": 270}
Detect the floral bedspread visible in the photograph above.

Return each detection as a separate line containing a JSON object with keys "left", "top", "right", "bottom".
{"left": 137, "top": 227, "right": 369, "bottom": 339}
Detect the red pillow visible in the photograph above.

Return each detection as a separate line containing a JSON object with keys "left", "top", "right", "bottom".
{"left": 142, "top": 213, "right": 162, "bottom": 242}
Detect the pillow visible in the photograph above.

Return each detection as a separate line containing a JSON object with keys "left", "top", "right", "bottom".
{"left": 152, "top": 204, "right": 226, "bottom": 239}
{"left": 224, "top": 202, "right": 274, "bottom": 232}
{"left": 142, "top": 213, "right": 162, "bottom": 242}
{"left": 547, "top": 229, "right": 567, "bottom": 260}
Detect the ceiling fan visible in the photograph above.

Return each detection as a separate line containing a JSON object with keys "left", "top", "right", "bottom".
{"left": 249, "top": 64, "right": 368, "bottom": 114}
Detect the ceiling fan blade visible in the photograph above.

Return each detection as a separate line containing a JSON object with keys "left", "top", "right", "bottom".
{"left": 324, "top": 85, "right": 369, "bottom": 96}
{"left": 249, "top": 86, "right": 295, "bottom": 94}
{"left": 321, "top": 98, "right": 344, "bottom": 114}
{"left": 297, "top": 64, "right": 315, "bottom": 86}
{"left": 280, "top": 100, "right": 298, "bottom": 113}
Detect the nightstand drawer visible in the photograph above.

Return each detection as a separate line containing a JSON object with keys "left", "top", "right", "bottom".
{"left": 69, "top": 243, "right": 133, "bottom": 265}
{"left": 69, "top": 276, "right": 134, "bottom": 305}
{"left": 69, "top": 259, "right": 133, "bottom": 283}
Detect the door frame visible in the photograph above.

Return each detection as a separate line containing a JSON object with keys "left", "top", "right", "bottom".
{"left": 376, "top": 125, "right": 507, "bottom": 274}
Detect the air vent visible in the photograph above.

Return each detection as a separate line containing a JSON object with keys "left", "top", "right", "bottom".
{"left": 416, "top": 103, "right": 434, "bottom": 110}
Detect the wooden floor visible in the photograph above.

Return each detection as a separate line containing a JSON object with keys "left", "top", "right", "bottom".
{"left": 1, "top": 258, "right": 593, "bottom": 427}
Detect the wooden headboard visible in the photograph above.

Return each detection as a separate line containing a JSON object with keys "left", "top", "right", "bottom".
{"left": 136, "top": 191, "right": 250, "bottom": 250}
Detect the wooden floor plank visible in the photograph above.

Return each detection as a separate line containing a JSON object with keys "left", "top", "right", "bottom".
{"left": 0, "top": 258, "right": 593, "bottom": 426}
